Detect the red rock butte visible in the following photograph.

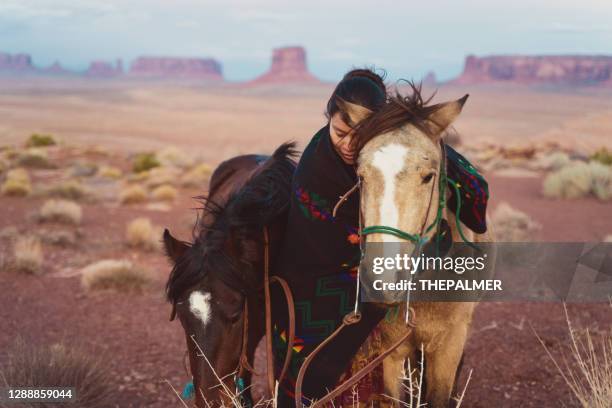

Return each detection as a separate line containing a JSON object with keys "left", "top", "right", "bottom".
{"left": 251, "top": 46, "right": 320, "bottom": 84}
{"left": 0, "top": 52, "right": 35, "bottom": 73}
{"left": 453, "top": 55, "right": 612, "bottom": 86}
{"left": 86, "top": 59, "right": 123, "bottom": 77}
{"left": 129, "top": 57, "right": 223, "bottom": 80}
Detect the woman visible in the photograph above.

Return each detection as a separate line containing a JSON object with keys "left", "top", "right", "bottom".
{"left": 272, "top": 68, "right": 390, "bottom": 407}
{"left": 272, "top": 69, "right": 489, "bottom": 407}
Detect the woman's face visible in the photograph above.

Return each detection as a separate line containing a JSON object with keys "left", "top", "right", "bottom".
{"left": 329, "top": 112, "right": 356, "bottom": 165}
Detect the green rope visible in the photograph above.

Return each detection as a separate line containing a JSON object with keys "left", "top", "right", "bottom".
{"left": 361, "top": 164, "right": 479, "bottom": 251}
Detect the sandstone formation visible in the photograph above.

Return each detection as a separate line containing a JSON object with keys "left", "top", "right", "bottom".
{"left": 0, "top": 52, "right": 36, "bottom": 73}
{"left": 422, "top": 71, "right": 437, "bottom": 87}
{"left": 250, "top": 46, "right": 320, "bottom": 84}
{"left": 43, "top": 61, "right": 71, "bottom": 75}
{"left": 85, "top": 59, "right": 123, "bottom": 77}
{"left": 453, "top": 55, "right": 612, "bottom": 86}
{"left": 129, "top": 57, "right": 223, "bottom": 80}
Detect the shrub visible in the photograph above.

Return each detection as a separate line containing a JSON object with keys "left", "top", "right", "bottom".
{"left": 119, "top": 184, "right": 148, "bottom": 204}
{"left": 81, "top": 259, "right": 151, "bottom": 292}
{"left": 145, "top": 166, "right": 180, "bottom": 188}
{"left": 47, "top": 179, "right": 89, "bottom": 200}
{"left": 1, "top": 167, "right": 32, "bottom": 196}
{"left": 132, "top": 152, "right": 160, "bottom": 173}
{"left": 151, "top": 184, "right": 177, "bottom": 202}
{"left": 591, "top": 147, "right": 612, "bottom": 166}
{"left": 491, "top": 202, "right": 541, "bottom": 242}
{"left": 126, "top": 217, "right": 161, "bottom": 251}
{"left": 543, "top": 162, "right": 612, "bottom": 200}
{"left": 0, "top": 339, "right": 114, "bottom": 408}
{"left": 70, "top": 161, "right": 98, "bottom": 177}
{"left": 1, "top": 178, "right": 32, "bottom": 196}
{"left": 17, "top": 148, "right": 54, "bottom": 168}
{"left": 39, "top": 199, "right": 82, "bottom": 225}
{"left": 12, "top": 235, "right": 43, "bottom": 274}
{"left": 180, "top": 163, "right": 213, "bottom": 187}
{"left": 25, "top": 133, "right": 57, "bottom": 147}
{"left": 157, "top": 145, "right": 194, "bottom": 168}
{"left": 538, "top": 307, "right": 612, "bottom": 408}
{"left": 6, "top": 167, "right": 30, "bottom": 183}
{"left": 39, "top": 229, "right": 77, "bottom": 247}
{"left": 97, "top": 165, "right": 122, "bottom": 179}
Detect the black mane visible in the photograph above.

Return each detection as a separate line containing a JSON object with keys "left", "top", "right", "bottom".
{"left": 165, "top": 143, "right": 298, "bottom": 304}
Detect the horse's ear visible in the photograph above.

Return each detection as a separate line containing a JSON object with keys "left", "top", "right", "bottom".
{"left": 426, "top": 94, "right": 469, "bottom": 136}
{"left": 163, "top": 228, "right": 189, "bottom": 262}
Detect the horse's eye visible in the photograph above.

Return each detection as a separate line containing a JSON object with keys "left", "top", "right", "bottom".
{"left": 422, "top": 173, "right": 435, "bottom": 184}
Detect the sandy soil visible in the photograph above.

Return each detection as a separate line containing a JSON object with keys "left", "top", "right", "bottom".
{"left": 0, "top": 79, "right": 611, "bottom": 407}
{"left": 2, "top": 79, "right": 612, "bottom": 161}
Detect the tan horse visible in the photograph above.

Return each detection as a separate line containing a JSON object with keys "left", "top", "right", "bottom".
{"left": 347, "top": 89, "right": 495, "bottom": 407}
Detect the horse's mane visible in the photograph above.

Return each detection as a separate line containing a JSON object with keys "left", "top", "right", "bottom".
{"left": 165, "top": 143, "right": 298, "bottom": 304}
{"left": 351, "top": 81, "right": 439, "bottom": 154}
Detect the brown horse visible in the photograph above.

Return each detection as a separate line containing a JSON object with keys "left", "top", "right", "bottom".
{"left": 163, "top": 143, "right": 297, "bottom": 407}
{"left": 345, "top": 88, "right": 495, "bottom": 407}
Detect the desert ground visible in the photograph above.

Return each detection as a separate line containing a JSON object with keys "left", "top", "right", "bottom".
{"left": 0, "top": 77, "right": 611, "bottom": 407}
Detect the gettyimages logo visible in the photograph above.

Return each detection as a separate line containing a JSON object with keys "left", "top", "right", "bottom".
{"left": 577, "top": 243, "right": 612, "bottom": 283}
{"left": 359, "top": 242, "right": 612, "bottom": 303}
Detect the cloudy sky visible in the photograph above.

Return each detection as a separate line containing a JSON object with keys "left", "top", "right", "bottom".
{"left": 1, "top": 0, "right": 611, "bottom": 81}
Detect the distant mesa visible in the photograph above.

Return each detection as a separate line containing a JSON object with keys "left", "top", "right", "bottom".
{"left": 129, "top": 57, "right": 223, "bottom": 80}
{"left": 453, "top": 55, "right": 612, "bottom": 86}
{"left": 422, "top": 71, "right": 437, "bottom": 87}
{"left": 250, "top": 46, "right": 320, "bottom": 85}
{"left": 86, "top": 59, "right": 123, "bottom": 78}
{"left": 0, "top": 52, "right": 36, "bottom": 73}
{"left": 43, "top": 61, "right": 71, "bottom": 75}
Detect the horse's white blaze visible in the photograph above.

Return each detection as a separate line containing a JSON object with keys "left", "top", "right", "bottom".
{"left": 189, "top": 291, "right": 212, "bottom": 326}
{"left": 372, "top": 144, "right": 408, "bottom": 242}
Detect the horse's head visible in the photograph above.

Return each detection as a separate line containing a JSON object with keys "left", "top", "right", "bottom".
{"left": 163, "top": 226, "right": 260, "bottom": 406}
{"left": 354, "top": 88, "right": 468, "bottom": 304}
{"left": 163, "top": 144, "right": 296, "bottom": 407}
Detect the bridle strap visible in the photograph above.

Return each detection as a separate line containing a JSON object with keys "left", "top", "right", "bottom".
{"left": 237, "top": 226, "right": 296, "bottom": 398}
{"left": 295, "top": 309, "right": 416, "bottom": 407}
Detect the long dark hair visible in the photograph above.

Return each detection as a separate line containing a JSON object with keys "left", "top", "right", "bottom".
{"left": 325, "top": 68, "right": 387, "bottom": 127}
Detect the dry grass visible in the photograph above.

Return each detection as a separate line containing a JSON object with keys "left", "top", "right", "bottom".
{"left": 543, "top": 161, "right": 612, "bottom": 200}
{"left": 97, "top": 165, "right": 123, "bottom": 179}
{"left": 1, "top": 177, "right": 32, "bottom": 196}
{"left": 39, "top": 199, "right": 82, "bottom": 225}
{"left": 39, "top": 228, "right": 78, "bottom": 247}
{"left": 491, "top": 202, "right": 541, "bottom": 242}
{"left": 17, "top": 147, "right": 55, "bottom": 168}
{"left": 11, "top": 235, "right": 43, "bottom": 274}
{"left": 119, "top": 184, "right": 148, "bottom": 204}
{"left": 152, "top": 184, "right": 178, "bottom": 202}
{"left": 81, "top": 259, "right": 151, "bottom": 292}
{"left": 47, "top": 179, "right": 90, "bottom": 200}
{"left": 180, "top": 163, "right": 213, "bottom": 188}
{"left": 537, "top": 306, "right": 612, "bottom": 408}
{"left": 0, "top": 338, "right": 114, "bottom": 408}
{"left": 1, "top": 167, "right": 32, "bottom": 196}
{"left": 145, "top": 166, "right": 181, "bottom": 188}
{"left": 157, "top": 145, "right": 194, "bottom": 168}
{"left": 126, "top": 217, "right": 161, "bottom": 251}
